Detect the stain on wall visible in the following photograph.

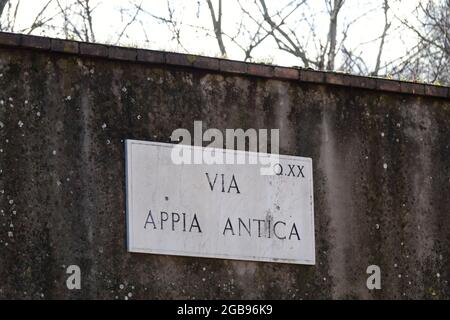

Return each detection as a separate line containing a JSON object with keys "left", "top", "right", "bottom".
{"left": 0, "top": 46, "right": 448, "bottom": 299}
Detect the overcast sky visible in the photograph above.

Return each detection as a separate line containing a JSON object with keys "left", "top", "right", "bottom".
{"left": 4, "top": 0, "right": 423, "bottom": 71}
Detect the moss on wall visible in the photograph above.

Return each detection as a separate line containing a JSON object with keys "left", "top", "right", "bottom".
{"left": 0, "top": 47, "right": 448, "bottom": 299}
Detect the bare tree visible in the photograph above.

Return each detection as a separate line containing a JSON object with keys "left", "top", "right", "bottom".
{"left": 205, "top": 0, "right": 226, "bottom": 56}
{"left": 77, "top": 0, "right": 95, "bottom": 42}
{"left": 1, "top": 0, "right": 447, "bottom": 85}
{"left": 256, "top": 0, "right": 348, "bottom": 70}
{"left": 371, "top": 0, "right": 391, "bottom": 75}
{"left": 115, "top": 0, "right": 143, "bottom": 45}
{"left": 112, "top": 0, "right": 396, "bottom": 72}
{"left": 0, "top": 0, "right": 8, "bottom": 17}
{"left": 55, "top": 0, "right": 97, "bottom": 42}
{"left": 393, "top": 0, "right": 449, "bottom": 83}
{"left": 326, "top": 0, "right": 345, "bottom": 70}
{"left": 0, "top": 0, "right": 59, "bottom": 34}
{"left": 0, "top": 0, "right": 17, "bottom": 31}
{"left": 258, "top": 0, "right": 312, "bottom": 67}
{"left": 124, "top": 0, "right": 273, "bottom": 60}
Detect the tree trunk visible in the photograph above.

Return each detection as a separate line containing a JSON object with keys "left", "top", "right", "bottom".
{"left": 327, "top": 0, "right": 344, "bottom": 70}
{"left": 0, "top": 0, "right": 8, "bottom": 18}
{"left": 206, "top": 0, "right": 227, "bottom": 56}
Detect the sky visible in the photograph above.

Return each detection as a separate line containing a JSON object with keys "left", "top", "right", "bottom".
{"left": 1, "top": 0, "right": 424, "bottom": 73}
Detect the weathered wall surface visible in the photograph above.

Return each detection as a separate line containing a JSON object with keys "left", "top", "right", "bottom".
{"left": 0, "top": 36, "right": 449, "bottom": 299}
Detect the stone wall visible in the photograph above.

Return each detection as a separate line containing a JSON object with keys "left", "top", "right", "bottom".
{"left": 0, "top": 32, "right": 449, "bottom": 299}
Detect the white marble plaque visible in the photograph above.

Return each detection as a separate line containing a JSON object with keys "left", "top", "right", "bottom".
{"left": 125, "top": 139, "right": 315, "bottom": 264}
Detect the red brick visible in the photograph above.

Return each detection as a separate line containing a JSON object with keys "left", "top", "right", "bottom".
{"left": 166, "top": 52, "right": 192, "bottom": 66}
{"left": 273, "top": 67, "right": 299, "bottom": 80}
{"left": 51, "top": 39, "right": 79, "bottom": 54}
{"left": 350, "top": 76, "right": 377, "bottom": 90}
{"left": 108, "top": 46, "right": 137, "bottom": 61}
{"left": 247, "top": 64, "right": 273, "bottom": 78}
{"left": 80, "top": 43, "right": 108, "bottom": 57}
{"left": 300, "top": 70, "right": 325, "bottom": 83}
{"left": 325, "top": 73, "right": 347, "bottom": 86}
{"left": 424, "top": 85, "right": 448, "bottom": 98}
{"left": 21, "top": 35, "right": 50, "bottom": 50}
{"left": 400, "top": 82, "right": 425, "bottom": 95}
{"left": 0, "top": 32, "right": 21, "bottom": 46}
{"left": 137, "top": 49, "right": 165, "bottom": 64}
{"left": 219, "top": 60, "right": 247, "bottom": 74}
{"left": 192, "top": 56, "right": 219, "bottom": 71}
{"left": 376, "top": 78, "right": 401, "bottom": 92}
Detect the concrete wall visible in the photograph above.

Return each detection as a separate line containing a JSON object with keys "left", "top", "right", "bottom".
{"left": 0, "top": 33, "right": 449, "bottom": 299}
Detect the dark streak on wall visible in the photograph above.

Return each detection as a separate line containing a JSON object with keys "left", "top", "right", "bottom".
{"left": 0, "top": 36, "right": 449, "bottom": 299}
